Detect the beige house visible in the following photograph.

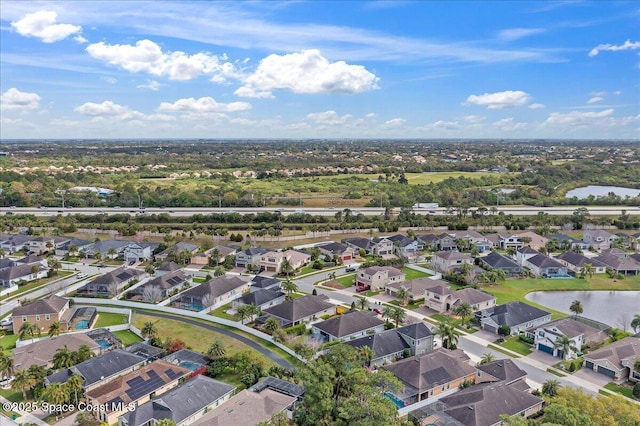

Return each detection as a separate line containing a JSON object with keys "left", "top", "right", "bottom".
{"left": 259, "top": 250, "right": 311, "bottom": 273}
{"left": 430, "top": 251, "right": 473, "bottom": 272}
{"left": 12, "top": 295, "right": 71, "bottom": 335}
{"left": 355, "top": 266, "right": 405, "bottom": 290}
{"left": 425, "top": 286, "right": 497, "bottom": 314}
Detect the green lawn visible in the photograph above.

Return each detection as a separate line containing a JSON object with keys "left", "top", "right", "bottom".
{"left": 335, "top": 274, "right": 356, "bottom": 287}
{"left": 193, "top": 277, "right": 207, "bottom": 283}
{"left": 94, "top": 312, "right": 128, "bottom": 328}
{"left": 0, "top": 333, "right": 19, "bottom": 351}
{"left": 487, "top": 344, "right": 521, "bottom": 358}
{"left": 209, "top": 303, "right": 237, "bottom": 321}
{"left": 0, "top": 271, "right": 74, "bottom": 301}
{"left": 604, "top": 382, "right": 635, "bottom": 399}
{"left": 0, "top": 388, "right": 23, "bottom": 402}
{"left": 546, "top": 368, "right": 567, "bottom": 377}
{"left": 113, "top": 330, "right": 144, "bottom": 346}
{"left": 402, "top": 268, "right": 432, "bottom": 281}
{"left": 365, "top": 290, "right": 382, "bottom": 297}
{"left": 499, "top": 336, "right": 533, "bottom": 356}
{"left": 389, "top": 299, "right": 424, "bottom": 310}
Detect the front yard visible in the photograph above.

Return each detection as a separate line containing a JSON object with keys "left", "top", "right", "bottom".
{"left": 0, "top": 333, "right": 19, "bottom": 351}
{"left": 498, "top": 335, "right": 533, "bottom": 356}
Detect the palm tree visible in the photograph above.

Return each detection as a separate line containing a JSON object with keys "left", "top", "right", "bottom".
{"left": 435, "top": 319, "right": 460, "bottom": 350}
{"left": 11, "top": 369, "right": 35, "bottom": 399}
{"left": 452, "top": 302, "right": 473, "bottom": 327}
{"left": 382, "top": 305, "right": 393, "bottom": 323}
{"left": 263, "top": 317, "right": 281, "bottom": 335}
{"left": 141, "top": 321, "right": 158, "bottom": 339}
{"left": 0, "top": 353, "right": 14, "bottom": 380}
{"left": 235, "top": 305, "right": 253, "bottom": 324}
{"left": 582, "top": 263, "right": 595, "bottom": 279}
{"left": 75, "top": 344, "right": 93, "bottom": 363}
{"left": 395, "top": 287, "right": 411, "bottom": 306}
{"left": 19, "top": 321, "right": 39, "bottom": 342}
{"left": 282, "top": 279, "right": 298, "bottom": 300}
{"left": 553, "top": 334, "right": 578, "bottom": 360}
{"left": 569, "top": 300, "right": 583, "bottom": 318}
{"left": 478, "top": 352, "right": 495, "bottom": 365}
{"left": 357, "top": 346, "right": 375, "bottom": 367}
{"left": 207, "top": 340, "right": 226, "bottom": 359}
{"left": 66, "top": 373, "right": 84, "bottom": 405}
{"left": 631, "top": 314, "right": 640, "bottom": 333}
{"left": 41, "top": 382, "right": 69, "bottom": 416}
{"left": 48, "top": 258, "right": 61, "bottom": 273}
{"left": 213, "top": 266, "right": 226, "bottom": 277}
{"left": 541, "top": 379, "right": 560, "bottom": 397}
{"left": 210, "top": 248, "right": 220, "bottom": 266}
{"left": 53, "top": 346, "right": 75, "bottom": 369}
{"left": 48, "top": 321, "right": 61, "bottom": 338}
{"left": 107, "top": 247, "right": 117, "bottom": 259}
{"left": 280, "top": 258, "right": 294, "bottom": 278}
{"left": 356, "top": 297, "right": 369, "bottom": 311}
{"left": 388, "top": 306, "right": 406, "bottom": 328}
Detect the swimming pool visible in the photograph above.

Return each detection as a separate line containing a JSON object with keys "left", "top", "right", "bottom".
{"left": 182, "top": 304, "right": 204, "bottom": 311}
{"left": 548, "top": 274, "right": 573, "bottom": 279}
{"left": 96, "top": 339, "right": 112, "bottom": 349}
{"left": 179, "top": 361, "right": 202, "bottom": 371}
{"left": 384, "top": 392, "right": 405, "bottom": 409}
{"left": 76, "top": 320, "right": 90, "bottom": 329}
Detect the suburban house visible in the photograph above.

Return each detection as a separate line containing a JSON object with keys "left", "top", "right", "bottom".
{"left": 46, "top": 349, "right": 146, "bottom": 391}
{"left": 194, "top": 245, "right": 236, "bottom": 266}
{"left": 346, "top": 323, "right": 434, "bottom": 367}
{"left": 387, "top": 235, "right": 421, "bottom": 259}
{"left": 555, "top": 252, "right": 607, "bottom": 275}
{"left": 515, "top": 246, "right": 540, "bottom": 266}
{"left": 435, "top": 233, "right": 458, "bottom": 251}
{"left": 12, "top": 333, "right": 100, "bottom": 370}
{"left": 235, "top": 247, "right": 268, "bottom": 269}
{"left": 546, "top": 233, "right": 589, "bottom": 251}
{"left": 582, "top": 230, "right": 618, "bottom": 251}
{"left": 476, "top": 301, "right": 551, "bottom": 335}
{"left": 0, "top": 234, "right": 35, "bottom": 253}
{"left": 259, "top": 250, "right": 311, "bottom": 273}
{"left": 450, "top": 230, "right": 493, "bottom": 252}
{"left": 232, "top": 288, "right": 286, "bottom": 312}
{"left": 123, "top": 242, "right": 159, "bottom": 263}
{"left": 532, "top": 318, "right": 607, "bottom": 359}
{"left": 190, "top": 376, "right": 304, "bottom": 426}
{"left": 81, "top": 240, "right": 131, "bottom": 259}
{"left": 522, "top": 254, "right": 569, "bottom": 277}
{"left": 27, "top": 236, "right": 69, "bottom": 255}
{"left": 155, "top": 261, "right": 182, "bottom": 276}
{"left": 355, "top": 266, "right": 405, "bottom": 290}
{"left": 260, "top": 295, "right": 335, "bottom": 327}
{"left": 11, "top": 295, "right": 71, "bottom": 334}
{"left": 583, "top": 337, "right": 640, "bottom": 382}
{"left": 317, "top": 242, "right": 357, "bottom": 262}
{"left": 382, "top": 348, "right": 476, "bottom": 405}
{"left": 311, "top": 310, "right": 385, "bottom": 342}
{"left": 155, "top": 242, "right": 200, "bottom": 262}
{"left": 55, "top": 238, "right": 92, "bottom": 256}
{"left": 415, "top": 234, "right": 439, "bottom": 251}
{"left": 424, "top": 284, "right": 496, "bottom": 314}
{"left": 386, "top": 277, "right": 442, "bottom": 299}
{"left": 594, "top": 251, "right": 640, "bottom": 275}
{"left": 249, "top": 276, "right": 282, "bottom": 292}
{"left": 342, "top": 237, "right": 394, "bottom": 256}
{"left": 85, "top": 360, "right": 191, "bottom": 425}
{"left": 430, "top": 251, "right": 473, "bottom": 273}
{"left": 494, "top": 234, "right": 525, "bottom": 250}
{"left": 129, "top": 270, "right": 190, "bottom": 302}
{"left": 79, "top": 266, "right": 145, "bottom": 296}
{"left": 173, "top": 275, "right": 250, "bottom": 311}
{"left": 475, "top": 359, "right": 528, "bottom": 386}
{"left": 118, "top": 375, "right": 235, "bottom": 426}
{"left": 479, "top": 251, "right": 522, "bottom": 276}
{"left": 0, "top": 262, "right": 49, "bottom": 289}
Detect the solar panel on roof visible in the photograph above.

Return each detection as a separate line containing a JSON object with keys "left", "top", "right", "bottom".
{"left": 126, "top": 373, "right": 166, "bottom": 401}
{"left": 126, "top": 376, "right": 144, "bottom": 387}
{"left": 107, "top": 396, "right": 124, "bottom": 407}
{"left": 165, "top": 369, "right": 181, "bottom": 380}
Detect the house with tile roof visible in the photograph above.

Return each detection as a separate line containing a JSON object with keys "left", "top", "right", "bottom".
{"left": 12, "top": 333, "right": 100, "bottom": 370}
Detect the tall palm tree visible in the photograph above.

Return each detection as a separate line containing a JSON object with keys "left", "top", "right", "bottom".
{"left": 207, "top": 340, "right": 226, "bottom": 359}
{"left": 356, "top": 297, "right": 369, "bottom": 311}
{"left": 388, "top": 306, "right": 406, "bottom": 328}
{"left": 541, "top": 379, "right": 560, "bottom": 397}
{"left": 282, "top": 279, "right": 298, "bottom": 300}
{"left": 631, "top": 314, "right": 640, "bottom": 333}
{"left": 553, "top": 334, "right": 578, "bottom": 360}
{"left": 582, "top": 263, "right": 595, "bottom": 279}
{"left": 280, "top": 258, "right": 294, "bottom": 278}
{"left": 0, "top": 353, "right": 14, "bottom": 380}
{"left": 48, "top": 321, "right": 61, "bottom": 338}
{"left": 478, "top": 352, "right": 495, "bottom": 365}
{"left": 569, "top": 300, "right": 583, "bottom": 318}
{"left": 235, "top": 305, "right": 252, "bottom": 324}
{"left": 263, "top": 317, "right": 281, "bottom": 335}
{"left": 53, "top": 346, "right": 75, "bottom": 369}
{"left": 41, "top": 382, "right": 69, "bottom": 416}
{"left": 141, "top": 321, "right": 158, "bottom": 339}
{"left": 357, "top": 346, "right": 375, "bottom": 367}
{"left": 66, "top": 373, "right": 84, "bottom": 405}
{"left": 75, "top": 344, "right": 93, "bottom": 363}
{"left": 395, "top": 288, "right": 411, "bottom": 306}
{"left": 452, "top": 302, "right": 473, "bottom": 327}
{"left": 19, "top": 321, "right": 39, "bottom": 342}
{"left": 435, "top": 319, "right": 461, "bottom": 350}
{"left": 11, "top": 369, "right": 35, "bottom": 399}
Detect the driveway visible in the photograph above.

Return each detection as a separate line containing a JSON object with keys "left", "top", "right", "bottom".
{"left": 135, "top": 310, "right": 294, "bottom": 369}
{"left": 573, "top": 368, "right": 614, "bottom": 387}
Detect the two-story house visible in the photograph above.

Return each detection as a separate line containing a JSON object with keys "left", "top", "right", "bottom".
{"left": 317, "top": 242, "right": 357, "bottom": 262}
{"left": 430, "top": 251, "right": 473, "bottom": 273}
{"left": 123, "top": 242, "right": 159, "bottom": 263}
{"left": 12, "top": 295, "right": 72, "bottom": 335}
{"left": 355, "top": 266, "right": 405, "bottom": 290}
{"left": 235, "top": 247, "right": 268, "bottom": 269}
{"left": 387, "top": 235, "right": 421, "bottom": 260}
{"left": 259, "top": 250, "right": 311, "bottom": 274}
{"left": 582, "top": 230, "right": 618, "bottom": 251}
{"left": 532, "top": 318, "right": 607, "bottom": 359}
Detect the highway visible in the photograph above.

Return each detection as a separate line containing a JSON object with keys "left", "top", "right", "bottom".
{"left": 3, "top": 205, "right": 639, "bottom": 217}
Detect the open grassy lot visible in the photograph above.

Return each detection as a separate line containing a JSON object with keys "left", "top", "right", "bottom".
{"left": 335, "top": 273, "right": 356, "bottom": 287}
{"left": 113, "top": 330, "right": 144, "bottom": 345}
{"left": 483, "top": 275, "right": 640, "bottom": 319}
{"left": 132, "top": 313, "right": 276, "bottom": 369}
{"left": 402, "top": 267, "right": 432, "bottom": 281}
{"left": 94, "top": 312, "right": 128, "bottom": 328}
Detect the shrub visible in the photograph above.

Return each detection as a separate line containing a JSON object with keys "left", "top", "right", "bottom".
{"left": 568, "top": 362, "right": 576, "bottom": 372}
{"left": 633, "top": 382, "right": 640, "bottom": 399}
{"left": 284, "top": 323, "right": 307, "bottom": 335}
{"left": 518, "top": 334, "right": 534, "bottom": 345}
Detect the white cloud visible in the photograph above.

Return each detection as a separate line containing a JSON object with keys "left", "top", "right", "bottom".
{"left": 11, "top": 10, "right": 82, "bottom": 43}
{"left": 237, "top": 49, "right": 379, "bottom": 97}
{"left": 74, "top": 35, "right": 88, "bottom": 43}
{"left": 306, "top": 110, "right": 352, "bottom": 125}
{"left": 137, "top": 80, "right": 161, "bottom": 91}
{"left": 74, "top": 100, "right": 131, "bottom": 117}
{"left": 463, "top": 115, "right": 485, "bottom": 123}
{"left": 157, "top": 97, "right": 251, "bottom": 113}
{"left": 590, "top": 91, "right": 607, "bottom": 97}
{"left": 492, "top": 117, "right": 527, "bottom": 131}
{"left": 383, "top": 118, "right": 406, "bottom": 128}
{"left": 466, "top": 90, "right": 532, "bottom": 109}
{"left": 86, "top": 39, "right": 240, "bottom": 82}
{"left": 497, "top": 28, "right": 545, "bottom": 41}
{"left": 544, "top": 109, "right": 615, "bottom": 126}
{"left": 587, "top": 96, "right": 603, "bottom": 104}
{"left": 101, "top": 76, "right": 117, "bottom": 84}
{"left": 528, "top": 103, "right": 545, "bottom": 109}
{"left": 365, "top": 113, "right": 377, "bottom": 119}
{"left": 422, "top": 120, "right": 460, "bottom": 130}
{"left": 589, "top": 39, "right": 640, "bottom": 57}
{"left": 74, "top": 100, "right": 176, "bottom": 122}
{"left": 1, "top": 88, "right": 41, "bottom": 111}
{"left": 233, "top": 87, "right": 274, "bottom": 99}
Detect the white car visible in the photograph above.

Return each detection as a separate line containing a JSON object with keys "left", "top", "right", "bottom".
{"left": 0, "top": 317, "right": 13, "bottom": 326}
{"left": 77, "top": 273, "right": 88, "bottom": 279}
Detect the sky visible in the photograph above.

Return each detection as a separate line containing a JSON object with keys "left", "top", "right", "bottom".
{"left": 0, "top": 0, "right": 639, "bottom": 140}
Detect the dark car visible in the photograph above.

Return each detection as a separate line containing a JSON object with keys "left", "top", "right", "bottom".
{"left": 345, "top": 266, "right": 357, "bottom": 272}
{"left": 373, "top": 308, "right": 383, "bottom": 315}
{"left": 96, "top": 263, "right": 107, "bottom": 268}
{"left": 355, "top": 285, "right": 371, "bottom": 293}
{"left": 128, "top": 260, "right": 136, "bottom": 265}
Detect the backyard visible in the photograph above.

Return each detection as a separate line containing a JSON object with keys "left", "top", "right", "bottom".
{"left": 112, "top": 330, "right": 144, "bottom": 346}
{"left": 94, "top": 312, "right": 128, "bottom": 328}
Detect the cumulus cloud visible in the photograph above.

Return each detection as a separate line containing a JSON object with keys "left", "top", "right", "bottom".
{"left": 466, "top": 90, "right": 532, "bottom": 109}
{"left": 1, "top": 88, "right": 41, "bottom": 111}
{"left": 528, "top": 103, "right": 545, "bottom": 109}
{"left": 237, "top": 49, "right": 379, "bottom": 98}
{"left": 11, "top": 10, "right": 82, "bottom": 43}
{"left": 306, "top": 110, "right": 352, "bottom": 125}
{"left": 383, "top": 118, "right": 406, "bottom": 128}
{"left": 137, "top": 80, "right": 161, "bottom": 91}
{"left": 492, "top": 117, "right": 526, "bottom": 131}
{"left": 157, "top": 97, "right": 251, "bottom": 113}
{"left": 544, "top": 109, "right": 615, "bottom": 126}
{"left": 589, "top": 39, "right": 640, "bottom": 57}
{"left": 463, "top": 115, "right": 485, "bottom": 123}
{"left": 587, "top": 96, "right": 603, "bottom": 104}
{"left": 74, "top": 100, "right": 175, "bottom": 122}
{"left": 86, "top": 39, "right": 240, "bottom": 82}
{"left": 233, "top": 87, "right": 274, "bottom": 99}
{"left": 421, "top": 120, "right": 460, "bottom": 131}
{"left": 497, "top": 28, "right": 545, "bottom": 41}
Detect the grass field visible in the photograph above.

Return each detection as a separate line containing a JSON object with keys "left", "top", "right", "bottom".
{"left": 94, "top": 312, "right": 128, "bottom": 328}
{"left": 209, "top": 303, "right": 237, "bottom": 321}
{"left": 402, "top": 267, "right": 432, "bottom": 281}
{"left": 113, "top": 330, "right": 143, "bottom": 345}
{"left": 0, "top": 333, "right": 19, "bottom": 351}
{"left": 335, "top": 274, "right": 356, "bottom": 287}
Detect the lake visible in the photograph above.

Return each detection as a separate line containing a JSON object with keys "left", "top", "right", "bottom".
{"left": 565, "top": 185, "right": 640, "bottom": 199}
{"left": 525, "top": 290, "right": 640, "bottom": 329}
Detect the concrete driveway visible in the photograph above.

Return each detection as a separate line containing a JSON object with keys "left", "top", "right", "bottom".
{"left": 573, "top": 368, "right": 614, "bottom": 387}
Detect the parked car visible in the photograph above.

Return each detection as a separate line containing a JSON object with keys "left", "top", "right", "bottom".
{"left": 345, "top": 266, "right": 357, "bottom": 272}
{"left": 77, "top": 273, "right": 88, "bottom": 279}
{"left": 373, "top": 308, "right": 383, "bottom": 315}
{"left": 355, "top": 285, "right": 371, "bottom": 293}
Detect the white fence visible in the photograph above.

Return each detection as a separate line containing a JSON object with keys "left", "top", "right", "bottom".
{"left": 0, "top": 285, "right": 18, "bottom": 297}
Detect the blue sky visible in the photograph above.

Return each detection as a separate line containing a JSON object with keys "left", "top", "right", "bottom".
{"left": 0, "top": 0, "right": 638, "bottom": 139}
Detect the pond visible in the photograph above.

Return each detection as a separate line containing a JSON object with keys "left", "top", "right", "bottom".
{"left": 565, "top": 185, "right": 640, "bottom": 199}
{"left": 525, "top": 290, "right": 640, "bottom": 329}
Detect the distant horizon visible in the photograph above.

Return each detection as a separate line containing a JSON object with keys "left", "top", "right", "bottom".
{"left": 1, "top": 138, "right": 639, "bottom": 143}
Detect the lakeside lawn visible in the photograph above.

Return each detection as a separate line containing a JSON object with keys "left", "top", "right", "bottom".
{"left": 94, "top": 312, "right": 128, "bottom": 328}
{"left": 483, "top": 275, "right": 640, "bottom": 320}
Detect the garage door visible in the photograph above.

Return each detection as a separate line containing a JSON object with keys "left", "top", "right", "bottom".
{"left": 538, "top": 344, "right": 554, "bottom": 355}
{"left": 585, "top": 360, "right": 594, "bottom": 370}
{"left": 343, "top": 255, "right": 351, "bottom": 260}
{"left": 484, "top": 324, "right": 497, "bottom": 334}
{"left": 597, "top": 366, "right": 616, "bottom": 378}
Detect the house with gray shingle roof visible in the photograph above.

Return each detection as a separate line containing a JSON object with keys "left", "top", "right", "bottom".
{"left": 476, "top": 301, "right": 551, "bottom": 335}
{"left": 119, "top": 375, "right": 235, "bottom": 426}
{"left": 129, "top": 269, "right": 190, "bottom": 301}
{"left": 523, "top": 254, "right": 568, "bottom": 277}
{"left": 173, "top": 275, "right": 250, "bottom": 311}
{"left": 431, "top": 251, "right": 472, "bottom": 273}
{"left": 582, "top": 230, "right": 618, "bottom": 251}
{"left": 235, "top": 247, "right": 268, "bottom": 269}
{"left": 79, "top": 266, "right": 145, "bottom": 296}
{"left": 555, "top": 252, "right": 607, "bottom": 275}
{"left": 259, "top": 295, "right": 335, "bottom": 327}
{"left": 480, "top": 251, "right": 522, "bottom": 276}
{"left": 532, "top": 317, "right": 607, "bottom": 359}
{"left": 583, "top": 336, "right": 640, "bottom": 382}
{"left": 232, "top": 288, "right": 286, "bottom": 311}
{"left": 311, "top": 310, "right": 385, "bottom": 342}
{"left": 594, "top": 252, "right": 640, "bottom": 275}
